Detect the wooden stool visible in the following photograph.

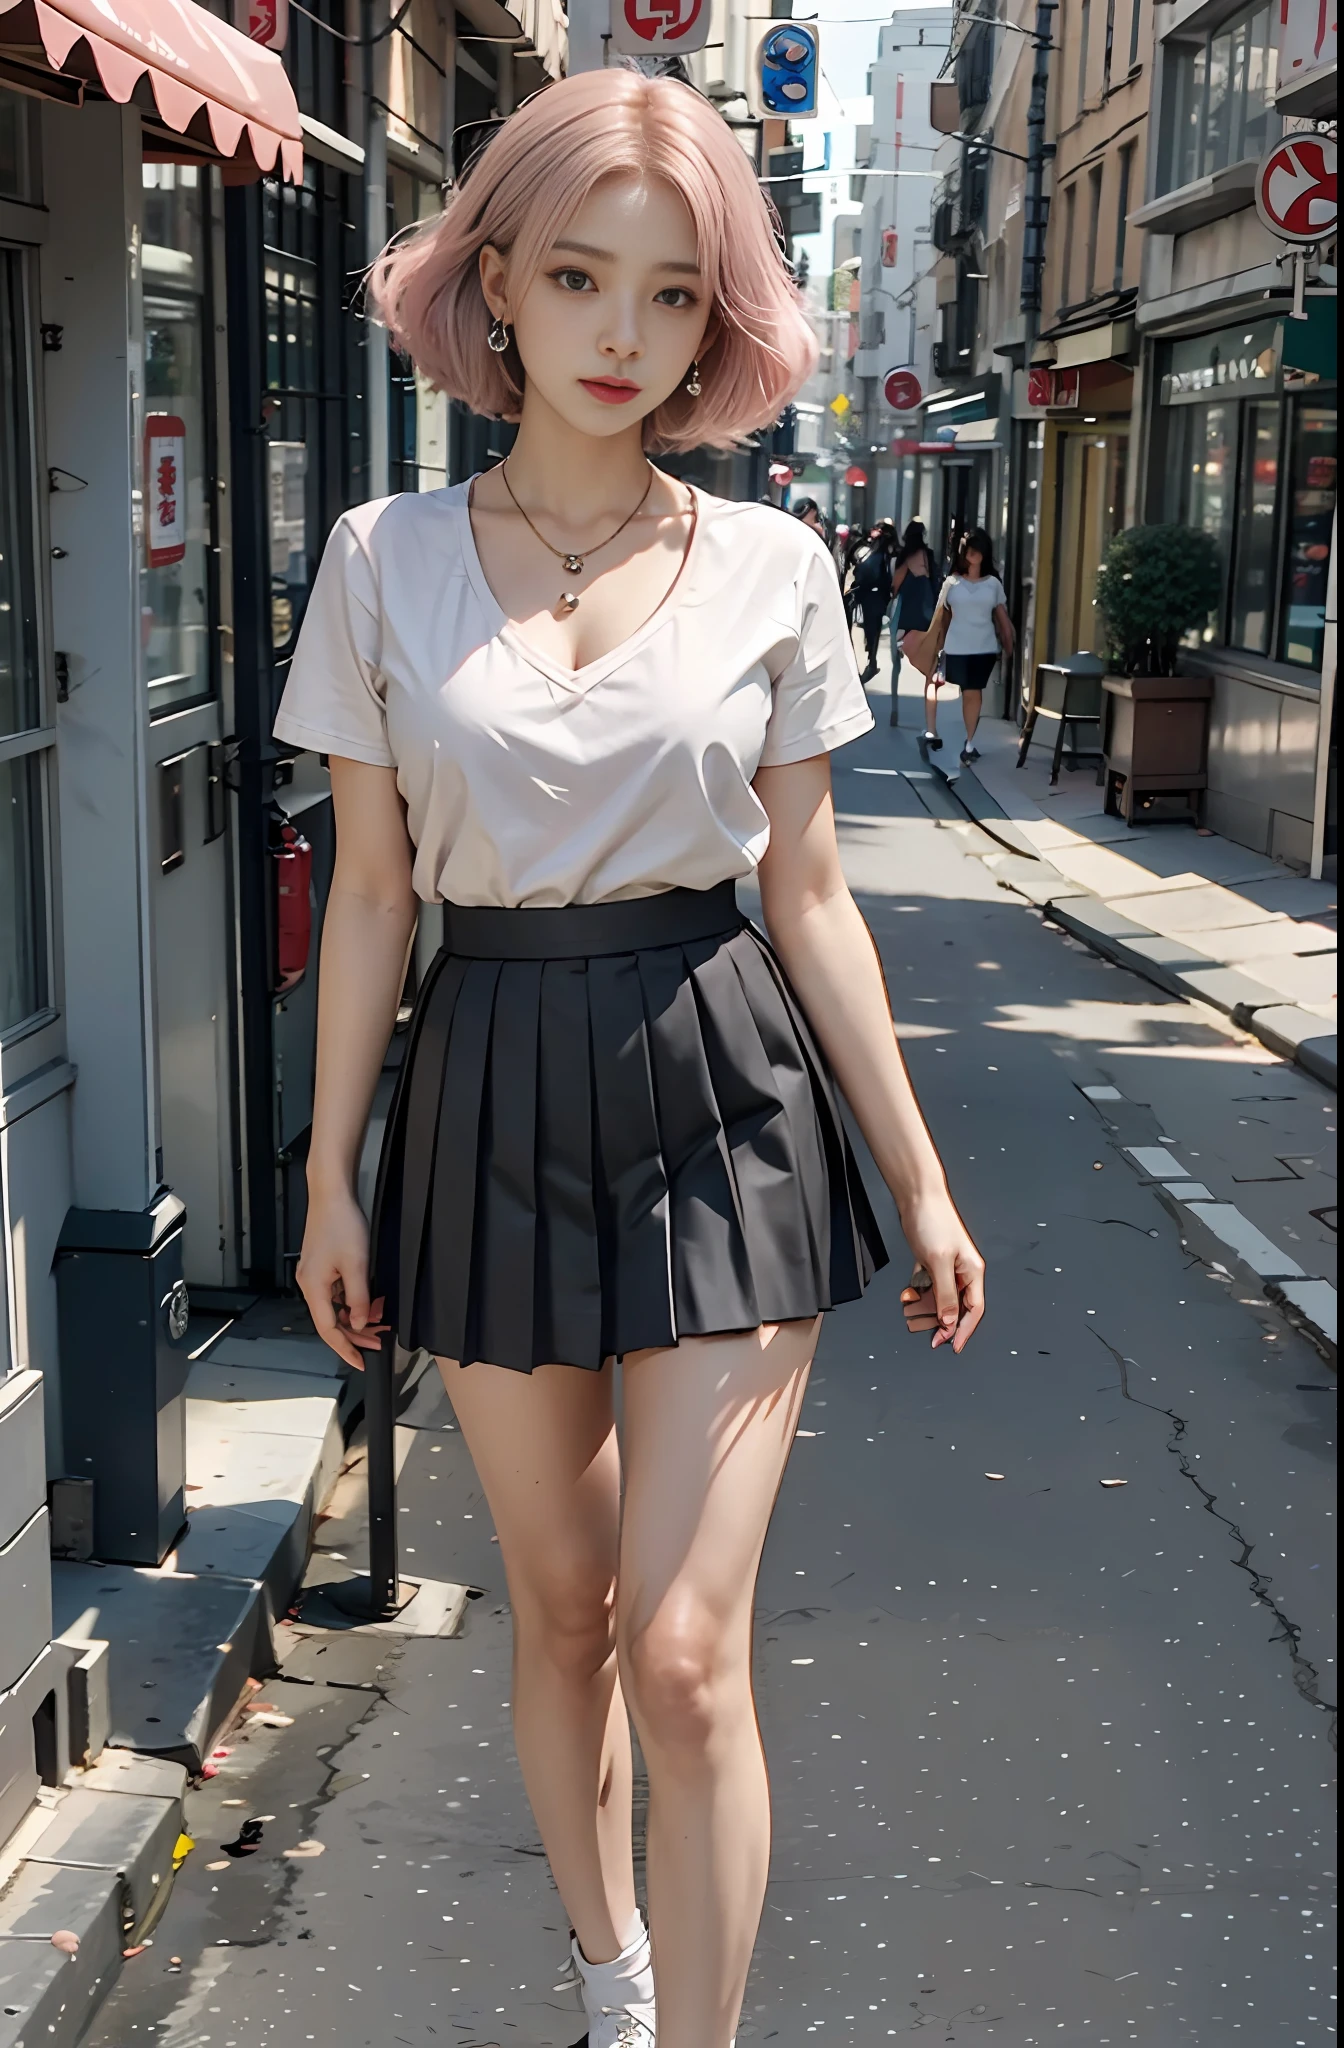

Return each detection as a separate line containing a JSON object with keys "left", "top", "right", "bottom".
{"left": 1017, "top": 656, "right": 1106, "bottom": 785}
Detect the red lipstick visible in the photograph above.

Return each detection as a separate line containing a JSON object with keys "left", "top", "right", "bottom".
{"left": 580, "top": 377, "right": 641, "bottom": 405}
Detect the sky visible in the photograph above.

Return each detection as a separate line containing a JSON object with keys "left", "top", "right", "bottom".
{"left": 788, "top": 0, "right": 949, "bottom": 287}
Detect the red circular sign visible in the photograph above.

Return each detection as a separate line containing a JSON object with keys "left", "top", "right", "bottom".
{"left": 621, "top": 0, "right": 704, "bottom": 43}
{"left": 1254, "top": 135, "right": 1337, "bottom": 244}
{"left": 883, "top": 367, "right": 922, "bottom": 411}
{"left": 844, "top": 465, "right": 868, "bottom": 486}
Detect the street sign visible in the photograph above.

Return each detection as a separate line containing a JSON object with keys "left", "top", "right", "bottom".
{"left": 881, "top": 228, "right": 898, "bottom": 267}
{"left": 829, "top": 392, "right": 851, "bottom": 417}
{"left": 1278, "top": 0, "right": 1338, "bottom": 95}
{"left": 234, "top": 0, "right": 287, "bottom": 48}
{"left": 1254, "top": 134, "right": 1338, "bottom": 243}
{"left": 883, "top": 366, "right": 922, "bottom": 410}
{"left": 844, "top": 464, "right": 868, "bottom": 485}
{"left": 145, "top": 414, "right": 187, "bottom": 569}
{"left": 609, "top": 0, "right": 708, "bottom": 56}
{"left": 750, "top": 22, "right": 820, "bottom": 118}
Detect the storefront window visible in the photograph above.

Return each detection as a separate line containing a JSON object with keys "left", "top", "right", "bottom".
{"left": 1155, "top": 320, "right": 1336, "bottom": 670}
{"left": 1159, "top": 2, "right": 1278, "bottom": 193}
{"left": 1174, "top": 402, "right": 1236, "bottom": 638}
{"left": 0, "top": 754, "right": 47, "bottom": 1030}
{"left": 0, "top": 247, "right": 49, "bottom": 1031}
{"left": 0, "top": 89, "right": 36, "bottom": 203}
{"left": 1279, "top": 405, "right": 1337, "bottom": 669}
{"left": 1228, "top": 400, "right": 1279, "bottom": 654}
{"left": 142, "top": 164, "right": 215, "bottom": 715}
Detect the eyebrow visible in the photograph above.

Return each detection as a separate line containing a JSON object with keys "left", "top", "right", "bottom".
{"left": 550, "top": 238, "right": 702, "bottom": 277}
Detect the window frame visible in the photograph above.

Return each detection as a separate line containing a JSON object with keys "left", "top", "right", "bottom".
{"left": 1060, "top": 181, "right": 1078, "bottom": 310}
{"left": 1156, "top": 0, "right": 1279, "bottom": 196}
{"left": 1114, "top": 142, "right": 1135, "bottom": 289}
{"left": 1084, "top": 163, "right": 1104, "bottom": 301}
{"left": 1127, "top": 0, "right": 1143, "bottom": 69}
{"left": 1153, "top": 335, "right": 1337, "bottom": 673}
{"left": 260, "top": 158, "right": 367, "bottom": 703}
{"left": 142, "top": 161, "right": 223, "bottom": 725}
{"left": 0, "top": 224, "right": 65, "bottom": 1082}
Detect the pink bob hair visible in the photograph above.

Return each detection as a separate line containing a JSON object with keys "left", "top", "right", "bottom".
{"left": 368, "top": 69, "right": 817, "bottom": 453}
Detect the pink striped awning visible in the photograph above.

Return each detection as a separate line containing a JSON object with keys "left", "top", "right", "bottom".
{"left": 0, "top": 0, "right": 302, "bottom": 181}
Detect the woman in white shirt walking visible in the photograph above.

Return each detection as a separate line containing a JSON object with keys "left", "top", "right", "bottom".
{"left": 923, "top": 527, "right": 1014, "bottom": 763}
{"left": 277, "top": 71, "right": 983, "bottom": 2048}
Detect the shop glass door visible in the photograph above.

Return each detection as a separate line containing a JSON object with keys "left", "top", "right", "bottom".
{"left": 142, "top": 163, "right": 239, "bottom": 1288}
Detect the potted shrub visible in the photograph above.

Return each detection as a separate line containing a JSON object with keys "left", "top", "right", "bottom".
{"left": 1093, "top": 524, "right": 1223, "bottom": 825}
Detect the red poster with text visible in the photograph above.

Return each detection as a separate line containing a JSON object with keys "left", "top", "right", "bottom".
{"left": 145, "top": 415, "right": 187, "bottom": 570}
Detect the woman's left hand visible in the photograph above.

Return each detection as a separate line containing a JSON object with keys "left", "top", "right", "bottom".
{"left": 899, "top": 1191, "right": 985, "bottom": 1353}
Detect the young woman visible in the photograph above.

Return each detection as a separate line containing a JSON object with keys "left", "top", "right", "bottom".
{"left": 277, "top": 71, "right": 983, "bottom": 2048}
{"left": 888, "top": 518, "right": 939, "bottom": 718}
{"left": 922, "top": 526, "right": 1014, "bottom": 763}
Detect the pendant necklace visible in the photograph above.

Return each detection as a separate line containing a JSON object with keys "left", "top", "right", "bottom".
{"left": 500, "top": 461, "right": 655, "bottom": 614}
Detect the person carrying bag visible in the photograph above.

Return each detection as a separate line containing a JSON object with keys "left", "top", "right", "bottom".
{"left": 910, "top": 526, "right": 1013, "bottom": 763}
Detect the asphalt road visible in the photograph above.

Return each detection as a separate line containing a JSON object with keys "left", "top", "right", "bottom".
{"left": 88, "top": 693, "right": 1336, "bottom": 2048}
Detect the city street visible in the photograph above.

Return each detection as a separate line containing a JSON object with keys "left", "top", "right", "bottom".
{"left": 87, "top": 687, "right": 1336, "bottom": 2048}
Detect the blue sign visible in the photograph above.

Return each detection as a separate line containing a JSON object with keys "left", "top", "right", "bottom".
{"left": 754, "top": 22, "right": 820, "bottom": 119}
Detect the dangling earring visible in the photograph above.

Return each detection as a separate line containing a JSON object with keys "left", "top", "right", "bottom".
{"left": 487, "top": 315, "right": 510, "bottom": 355}
{"left": 685, "top": 359, "right": 702, "bottom": 398}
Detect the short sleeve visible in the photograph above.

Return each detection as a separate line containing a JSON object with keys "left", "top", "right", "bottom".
{"left": 272, "top": 513, "right": 395, "bottom": 767}
{"left": 991, "top": 577, "right": 1009, "bottom": 610}
{"left": 759, "top": 534, "right": 875, "bottom": 768}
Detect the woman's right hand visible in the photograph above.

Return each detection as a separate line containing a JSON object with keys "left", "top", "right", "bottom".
{"left": 296, "top": 1188, "right": 388, "bottom": 1371}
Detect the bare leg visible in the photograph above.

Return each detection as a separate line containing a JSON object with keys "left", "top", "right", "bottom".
{"left": 924, "top": 676, "right": 940, "bottom": 734}
{"left": 962, "top": 687, "right": 983, "bottom": 743}
{"left": 618, "top": 1320, "right": 819, "bottom": 2048}
{"left": 438, "top": 1354, "right": 639, "bottom": 1966}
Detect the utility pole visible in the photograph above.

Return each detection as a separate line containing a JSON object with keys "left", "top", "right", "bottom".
{"left": 1019, "top": 0, "right": 1056, "bottom": 354}
{"left": 365, "top": 0, "right": 391, "bottom": 500}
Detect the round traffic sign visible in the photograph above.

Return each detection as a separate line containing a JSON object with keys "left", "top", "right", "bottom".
{"left": 843, "top": 465, "right": 868, "bottom": 486}
{"left": 883, "top": 366, "right": 923, "bottom": 411}
{"left": 1254, "top": 134, "right": 1337, "bottom": 244}
{"left": 611, "top": 0, "right": 707, "bottom": 53}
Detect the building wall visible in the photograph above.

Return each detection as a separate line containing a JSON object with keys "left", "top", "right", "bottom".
{"left": 1131, "top": 0, "right": 1335, "bottom": 868}
{"left": 1042, "top": 0, "right": 1151, "bottom": 319}
{"left": 852, "top": 5, "right": 955, "bottom": 524}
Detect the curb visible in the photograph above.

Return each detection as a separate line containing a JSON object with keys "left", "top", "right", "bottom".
{"left": 0, "top": 1755, "right": 186, "bottom": 2048}
{"left": 1074, "top": 1089, "right": 1339, "bottom": 1366}
{"left": 0, "top": 1326, "right": 349, "bottom": 2047}
{"left": 931, "top": 769, "right": 1338, "bottom": 1092}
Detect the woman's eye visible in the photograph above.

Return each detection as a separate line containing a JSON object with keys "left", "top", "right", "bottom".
{"left": 553, "top": 268, "right": 594, "bottom": 293}
{"left": 655, "top": 287, "right": 696, "bottom": 308}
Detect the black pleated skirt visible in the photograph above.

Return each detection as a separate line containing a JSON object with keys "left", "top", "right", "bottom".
{"left": 370, "top": 882, "right": 887, "bottom": 1373}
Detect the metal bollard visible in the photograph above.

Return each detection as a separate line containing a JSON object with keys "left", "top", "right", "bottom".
{"left": 329, "top": 1328, "right": 409, "bottom": 1621}
{"left": 364, "top": 1330, "right": 400, "bottom": 1617}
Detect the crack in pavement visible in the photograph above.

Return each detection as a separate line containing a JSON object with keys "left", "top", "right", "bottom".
{"left": 1090, "top": 1326, "right": 1337, "bottom": 1746}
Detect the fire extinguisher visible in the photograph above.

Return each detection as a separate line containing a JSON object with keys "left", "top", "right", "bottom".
{"left": 273, "top": 821, "right": 313, "bottom": 990}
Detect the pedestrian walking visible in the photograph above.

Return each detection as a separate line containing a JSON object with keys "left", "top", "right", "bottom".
{"left": 850, "top": 522, "right": 894, "bottom": 682}
{"left": 792, "top": 496, "right": 841, "bottom": 581}
{"left": 790, "top": 494, "right": 828, "bottom": 541}
{"left": 276, "top": 70, "right": 983, "bottom": 2048}
{"left": 887, "top": 518, "right": 940, "bottom": 727}
{"left": 915, "top": 526, "right": 1014, "bottom": 763}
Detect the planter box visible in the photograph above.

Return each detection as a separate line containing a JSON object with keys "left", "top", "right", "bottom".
{"left": 1102, "top": 672, "right": 1213, "bottom": 824}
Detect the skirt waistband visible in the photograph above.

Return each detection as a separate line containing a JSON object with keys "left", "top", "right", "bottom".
{"left": 440, "top": 882, "right": 744, "bottom": 961}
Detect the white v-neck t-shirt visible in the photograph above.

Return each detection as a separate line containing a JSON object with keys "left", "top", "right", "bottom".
{"left": 272, "top": 480, "right": 874, "bottom": 909}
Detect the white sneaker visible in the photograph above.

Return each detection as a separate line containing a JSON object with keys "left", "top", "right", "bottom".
{"left": 556, "top": 1920, "right": 656, "bottom": 2048}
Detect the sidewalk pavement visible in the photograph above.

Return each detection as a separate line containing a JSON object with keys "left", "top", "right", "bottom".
{"left": 892, "top": 656, "right": 1337, "bottom": 1090}
{"left": 0, "top": 1305, "right": 351, "bottom": 2048}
